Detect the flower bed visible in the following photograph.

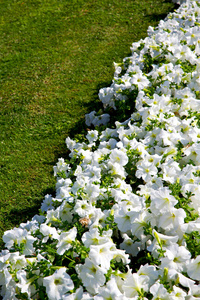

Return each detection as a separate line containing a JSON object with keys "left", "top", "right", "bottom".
{"left": 1, "top": 0, "right": 200, "bottom": 299}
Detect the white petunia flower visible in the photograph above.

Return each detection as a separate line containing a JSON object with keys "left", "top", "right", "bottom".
{"left": 41, "top": 194, "right": 54, "bottom": 212}
{"left": 54, "top": 186, "right": 72, "bottom": 202}
{"left": 161, "top": 244, "right": 191, "bottom": 272}
{"left": 9, "top": 252, "right": 27, "bottom": 270}
{"left": 150, "top": 187, "right": 178, "bottom": 213}
{"left": 62, "top": 286, "right": 93, "bottom": 299}
{"left": 94, "top": 277, "right": 123, "bottom": 299}
{"left": 3, "top": 227, "right": 36, "bottom": 256}
{"left": 89, "top": 241, "right": 115, "bottom": 270}
{"left": 187, "top": 255, "right": 200, "bottom": 281}
{"left": 148, "top": 230, "right": 179, "bottom": 257}
{"left": 150, "top": 281, "right": 170, "bottom": 300}
{"left": 98, "top": 87, "right": 115, "bottom": 108}
{"left": 137, "top": 263, "right": 159, "bottom": 286}
{"left": 114, "top": 206, "right": 137, "bottom": 233}
{"left": 108, "top": 161, "right": 127, "bottom": 178}
{"left": 40, "top": 223, "right": 59, "bottom": 243}
{"left": 86, "top": 130, "right": 99, "bottom": 144}
{"left": 131, "top": 210, "right": 154, "bottom": 239}
{"left": 43, "top": 267, "right": 74, "bottom": 300}
{"left": 46, "top": 209, "right": 60, "bottom": 225}
{"left": 157, "top": 207, "right": 186, "bottom": 233}
{"left": 187, "top": 285, "right": 200, "bottom": 300}
{"left": 73, "top": 200, "right": 95, "bottom": 218}
{"left": 0, "top": 273, "right": 18, "bottom": 300}
{"left": 58, "top": 200, "right": 73, "bottom": 223}
{"left": 53, "top": 157, "right": 71, "bottom": 177}
{"left": 120, "top": 233, "right": 141, "bottom": 256}
{"left": 16, "top": 270, "right": 36, "bottom": 299}
{"left": 136, "top": 160, "right": 158, "bottom": 182}
{"left": 122, "top": 272, "right": 149, "bottom": 298}
{"left": 56, "top": 227, "right": 77, "bottom": 255}
{"left": 170, "top": 285, "right": 187, "bottom": 300}
{"left": 76, "top": 258, "right": 106, "bottom": 295}
{"left": 82, "top": 228, "right": 112, "bottom": 247}
{"left": 130, "top": 71, "right": 150, "bottom": 90}
{"left": 109, "top": 148, "right": 129, "bottom": 166}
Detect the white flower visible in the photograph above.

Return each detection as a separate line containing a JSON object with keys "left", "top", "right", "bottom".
{"left": 85, "top": 111, "right": 96, "bottom": 127}
{"left": 137, "top": 264, "right": 159, "bottom": 286}
{"left": 187, "top": 255, "right": 200, "bottom": 281}
{"left": 78, "top": 149, "right": 93, "bottom": 164}
{"left": 84, "top": 165, "right": 101, "bottom": 183}
{"left": 108, "top": 161, "right": 127, "bottom": 178}
{"left": 187, "top": 285, "right": 200, "bottom": 300}
{"left": 161, "top": 244, "right": 191, "bottom": 272}
{"left": 3, "top": 228, "right": 36, "bottom": 256}
{"left": 40, "top": 224, "right": 59, "bottom": 243}
{"left": 46, "top": 209, "right": 60, "bottom": 225}
{"left": 54, "top": 186, "right": 72, "bottom": 202}
{"left": 88, "top": 207, "right": 107, "bottom": 228}
{"left": 16, "top": 270, "right": 36, "bottom": 299}
{"left": 168, "top": 269, "right": 195, "bottom": 290}
{"left": 150, "top": 187, "right": 178, "bottom": 213}
{"left": 161, "top": 160, "right": 181, "bottom": 184}
{"left": 114, "top": 206, "right": 136, "bottom": 233}
{"left": 92, "top": 113, "right": 110, "bottom": 127}
{"left": 109, "top": 148, "right": 128, "bottom": 166}
{"left": 41, "top": 194, "right": 54, "bottom": 212}
{"left": 120, "top": 233, "right": 141, "bottom": 256}
{"left": 76, "top": 258, "right": 106, "bottom": 295}
{"left": 62, "top": 286, "right": 93, "bottom": 299}
{"left": 98, "top": 87, "right": 115, "bottom": 108}
{"left": 53, "top": 157, "right": 70, "bottom": 176}
{"left": 0, "top": 273, "right": 18, "bottom": 300}
{"left": 148, "top": 230, "right": 179, "bottom": 257}
{"left": 99, "top": 128, "right": 118, "bottom": 141}
{"left": 157, "top": 207, "right": 186, "bottom": 235}
{"left": 130, "top": 71, "right": 150, "bottom": 90}
{"left": 136, "top": 160, "right": 158, "bottom": 182}
{"left": 170, "top": 285, "right": 187, "bottom": 300}
{"left": 150, "top": 281, "right": 170, "bottom": 300}
{"left": 82, "top": 228, "right": 112, "bottom": 247}
{"left": 9, "top": 252, "right": 27, "bottom": 270}
{"left": 57, "top": 200, "right": 73, "bottom": 223}
{"left": 83, "top": 182, "right": 100, "bottom": 202}
{"left": 56, "top": 227, "right": 77, "bottom": 255}
{"left": 0, "top": 266, "right": 12, "bottom": 287}
{"left": 89, "top": 241, "right": 116, "bottom": 270}
{"left": 122, "top": 272, "right": 149, "bottom": 298}
{"left": 131, "top": 210, "right": 153, "bottom": 239}
{"left": 94, "top": 277, "right": 123, "bottom": 299}
{"left": 73, "top": 200, "right": 95, "bottom": 218}
{"left": 43, "top": 267, "right": 74, "bottom": 300}
{"left": 86, "top": 130, "right": 99, "bottom": 144}
{"left": 65, "top": 136, "right": 76, "bottom": 151}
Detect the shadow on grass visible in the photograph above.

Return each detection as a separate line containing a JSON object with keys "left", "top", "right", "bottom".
{"left": 57, "top": 1, "right": 181, "bottom": 147}
{"left": 53, "top": 79, "right": 112, "bottom": 158}
{"left": 0, "top": 187, "right": 54, "bottom": 249}
{"left": 145, "top": 1, "right": 180, "bottom": 21}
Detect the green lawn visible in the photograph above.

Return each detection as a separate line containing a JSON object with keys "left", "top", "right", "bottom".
{"left": 0, "top": 0, "right": 177, "bottom": 250}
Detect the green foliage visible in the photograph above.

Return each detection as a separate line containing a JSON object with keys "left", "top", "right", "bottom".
{"left": 169, "top": 180, "right": 199, "bottom": 222}
{"left": 113, "top": 89, "right": 139, "bottom": 122}
{"left": 184, "top": 231, "right": 200, "bottom": 259}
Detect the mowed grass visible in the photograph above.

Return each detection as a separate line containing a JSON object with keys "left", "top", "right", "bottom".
{"left": 0, "top": 0, "right": 177, "bottom": 250}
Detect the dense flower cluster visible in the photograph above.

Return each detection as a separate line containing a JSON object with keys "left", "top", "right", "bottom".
{"left": 1, "top": 0, "right": 200, "bottom": 298}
